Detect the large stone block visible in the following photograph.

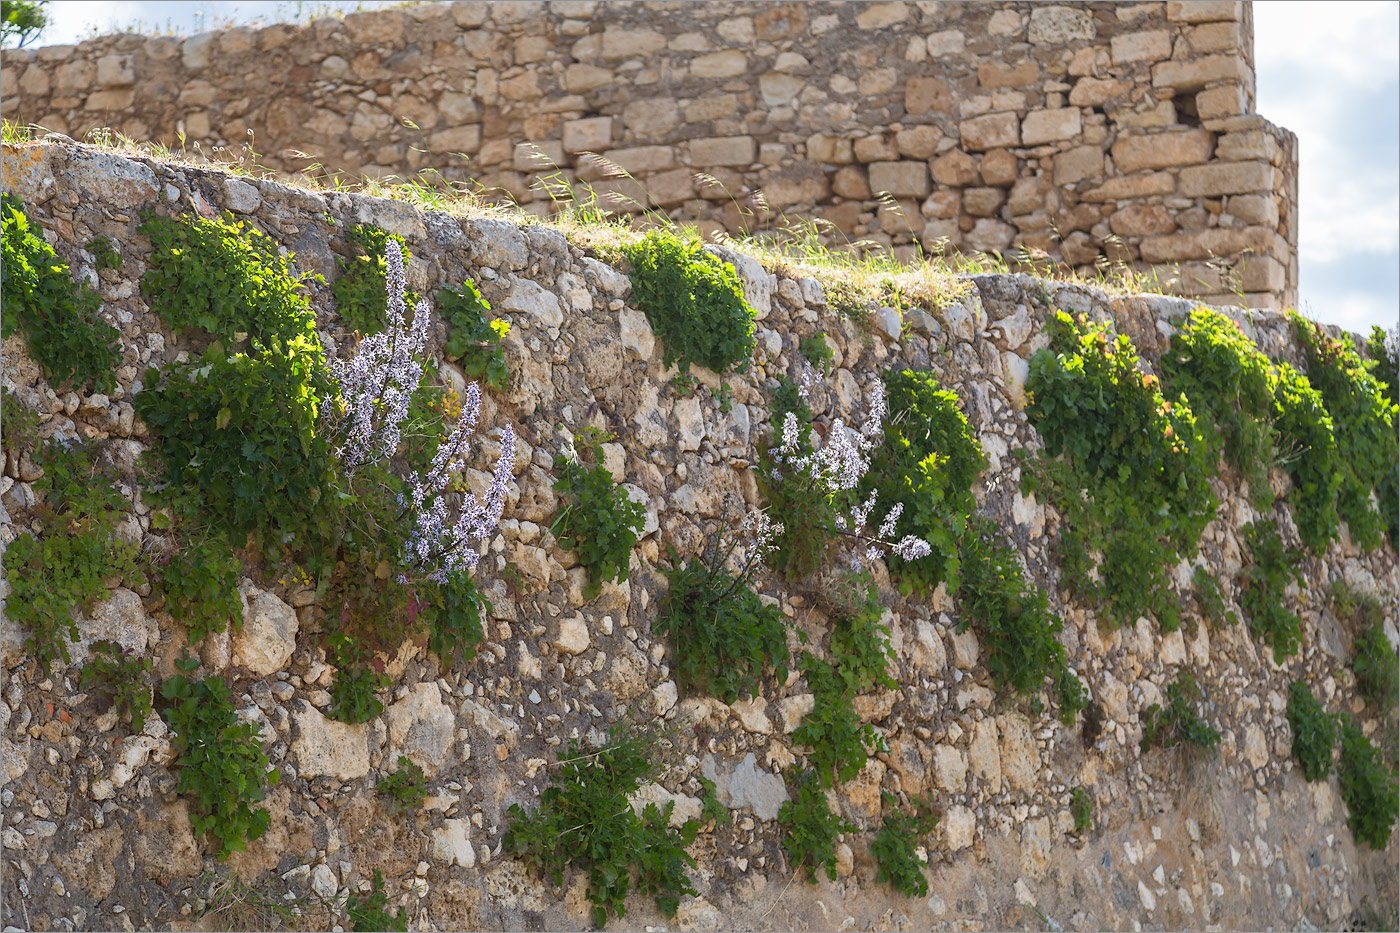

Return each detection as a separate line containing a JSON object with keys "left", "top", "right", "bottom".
{"left": 690, "top": 49, "right": 749, "bottom": 79}
{"left": 1111, "top": 128, "right": 1215, "bottom": 172}
{"left": 868, "top": 161, "right": 930, "bottom": 198}
{"left": 1167, "top": 0, "right": 1245, "bottom": 23}
{"left": 960, "top": 112, "right": 1019, "bottom": 151}
{"left": 1152, "top": 54, "right": 1251, "bottom": 91}
{"left": 930, "top": 148, "right": 979, "bottom": 186}
{"left": 1021, "top": 108, "right": 1081, "bottom": 145}
{"left": 1069, "top": 77, "right": 1133, "bottom": 107}
{"left": 978, "top": 60, "right": 1039, "bottom": 89}
{"left": 1138, "top": 225, "right": 1275, "bottom": 263}
{"left": 600, "top": 27, "right": 666, "bottom": 59}
{"left": 1197, "top": 84, "right": 1247, "bottom": 120}
{"left": 856, "top": 1, "right": 908, "bottom": 29}
{"left": 562, "top": 116, "right": 612, "bottom": 153}
{"left": 1053, "top": 145, "right": 1104, "bottom": 186}
{"left": 1027, "top": 5, "right": 1096, "bottom": 44}
{"left": 905, "top": 77, "right": 952, "bottom": 115}
{"left": 1110, "top": 30, "right": 1171, "bottom": 64}
{"left": 1081, "top": 171, "right": 1175, "bottom": 202}
{"left": 689, "top": 135, "right": 756, "bottom": 166}
{"left": 1108, "top": 203, "right": 1177, "bottom": 237}
{"left": 1178, "top": 160, "right": 1276, "bottom": 197}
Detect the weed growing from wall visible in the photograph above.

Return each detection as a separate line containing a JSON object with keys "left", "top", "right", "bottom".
{"left": 332, "top": 223, "right": 418, "bottom": 335}
{"left": 1287, "top": 680, "right": 1337, "bottom": 782}
{"left": 79, "top": 640, "right": 152, "bottom": 733}
{"left": 1140, "top": 672, "right": 1220, "bottom": 753}
{"left": 1271, "top": 362, "right": 1342, "bottom": 553}
{"left": 1238, "top": 520, "right": 1302, "bottom": 663}
{"left": 551, "top": 436, "right": 645, "bottom": 600}
{"left": 0, "top": 194, "right": 120, "bottom": 391}
{"left": 1293, "top": 314, "right": 1399, "bottom": 549}
{"left": 757, "top": 375, "right": 840, "bottom": 578}
{"left": 139, "top": 211, "right": 317, "bottom": 347}
{"left": 377, "top": 756, "right": 427, "bottom": 816}
{"left": 777, "top": 768, "right": 856, "bottom": 883}
{"left": 1025, "top": 311, "right": 1216, "bottom": 631}
{"left": 162, "top": 659, "right": 279, "bottom": 860}
{"left": 863, "top": 368, "right": 985, "bottom": 594}
{"left": 1352, "top": 623, "right": 1398, "bottom": 710}
{"left": 1367, "top": 326, "right": 1398, "bottom": 408}
{"left": 827, "top": 572, "right": 896, "bottom": 694}
{"left": 440, "top": 279, "right": 510, "bottom": 391}
{"left": 624, "top": 228, "right": 756, "bottom": 375}
{"left": 1161, "top": 308, "right": 1277, "bottom": 510}
{"left": 1069, "top": 787, "right": 1093, "bottom": 834}
{"left": 872, "top": 793, "right": 938, "bottom": 898}
{"left": 345, "top": 870, "right": 407, "bottom": 933}
{"left": 6, "top": 441, "right": 138, "bottom": 671}
{"left": 159, "top": 534, "right": 243, "bottom": 645}
{"left": 1338, "top": 720, "right": 1399, "bottom": 850}
{"left": 1191, "top": 566, "right": 1236, "bottom": 628}
{"left": 792, "top": 656, "right": 884, "bottom": 787}
{"left": 504, "top": 727, "right": 700, "bottom": 927}
{"left": 655, "top": 517, "right": 790, "bottom": 704}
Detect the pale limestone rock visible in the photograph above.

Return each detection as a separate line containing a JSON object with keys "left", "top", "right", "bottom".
{"left": 233, "top": 582, "right": 298, "bottom": 677}
{"left": 630, "top": 784, "right": 703, "bottom": 827}
{"left": 969, "top": 719, "right": 1002, "bottom": 790}
{"left": 431, "top": 819, "right": 476, "bottom": 868}
{"left": 911, "top": 619, "right": 946, "bottom": 673}
{"left": 71, "top": 588, "right": 157, "bottom": 665}
{"left": 949, "top": 626, "right": 979, "bottom": 669}
{"left": 292, "top": 701, "right": 370, "bottom": 781}
{"left": 998, "top": 713, "right": 1038, "bottom": 792}
{"left": 500, "top": 278, "right": 564, "bottom": 338}
{"left": 385, "top": 683, "right": 454, "bottom": 777}
{"left": 1028, "top": 6, "right": 1096, "bottom": 44}
{"left": 779, "top": 694, "right": 814, "bottom": 733}
{"left": 730, "top": 697, "right": 773, "bottom": 735}
{"left": 932, "top": 745, "right": 968, "bottom": 791}
{"left": 703, "top": 752, "right": 788, "bottom": 820}
{"left": 704, "top": 244, "right": 773, "bottom": 318}
{"left": 222, "top": 177, "right": 261, "bottom": 214}
{"left": 555, "top": 614, "right": 590, "bottom": 654}
{"left": 943, "top": 804, "right": 976, "bottom": 850}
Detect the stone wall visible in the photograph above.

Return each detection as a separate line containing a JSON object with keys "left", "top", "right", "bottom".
{"left": 0, "top": 0, "right": 1298, "bottom": 311}
{"left": 0, "top": 137, "right": 1391, "bottom": 933}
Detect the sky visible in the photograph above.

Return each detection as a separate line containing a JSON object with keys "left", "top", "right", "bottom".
{"left": 24, "top": 0, "right": 1400, "bottom": 335}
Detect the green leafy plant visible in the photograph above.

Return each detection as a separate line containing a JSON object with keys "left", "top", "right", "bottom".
{"left": 624, "top": 228, "right": 756, "bottom": 374}
{"left": 792, "top": 656, "right": 883, "bottom": 788}
{"left": 1352, "top": 623, "right": 1398, "bottom": 710}
{"left": 863, "top": 368, "right": 986, "bottom": 594}
{"left": 79, "top": 639, "right": 152, "bottom": 733}
{"left": 160, "top": 534, "right": 243, "bottom": 645}
{"left": 1271, "top": 361, "right": 1342, "bottom": 553}
{"left": 0, "top": 386, "right": 40, "bottom": 450}
{"left": 439, "top": 279, "right": 509, "bottom": 391}
{"left": 1192, "top": 566, "right": 1236, "bottom": 628}
{"left": 1, "top": 0, "right": 48, "bottom": 47}
{"left": 139, "top": 210, "right": 318, "bottom": 348}
{"left": 345, "top": 869, "right": 407, "bottom": 933}
{"left": 326, "top": 632, "right": 389, "bottom": 725}
{"left": 957, "top": 517, "right": 1068, "bottom": 702}
{"left": 85, "top": 235, "right": 121, "bottom": 272}
{"left": 800, "top": 333, "right": 834, "bottom": 374}
{"left": 698, "top": 775, "right": 729, "bottom": 827}
{"left": 1161, "top": 308, "right": 1278, "bottom": 509}
{"left": 1367, "top": 326, "right": 1398, "bottom": 408}
{"left": 551, "top": 438, "right": 646, "bottom": 600}
{"left": 777, "top": 768, "right": 856, "bottom": 883}
{"left": 1055, "top": 664, "right": 1089, "bottom": 726}
{"left": 1287, "top": 680, "right": 1337, "bottom": 782}
{"left": 418, "top": 570, "right": 489, "bottom": 668}
{"left": 332, "top": 223, "right": 419, "bottom": 335}
{"left": 1025, "top": 311, "right": 1216, "bottom": 631}
{"left": 872, "top": 793, "right": 938, "bottom": 897}
{"left": 162, "top": 659, "right": 279, "bottom": 861}
{"left": 827, "top": 572, "right": 896, "bottom": 695}
{"left": 655, "top": 543, "right": 790, "bottom": 705}
{"left": 504, "top": 727, "right": 700, "bottom": 928}
{"left": 1070, "top": 787, "right": 1093, "bottom": 834}
{"left": 5, "top": 441, "right": 137, "bottom": 672}
{"left": 377, "top": 756, "right": 428, "bottom": 817}
{"left": 757, "top": 376, "right": 840, "bottom": 578}
{"left": 1293, "top": 313, "right": 1399, "bottom": 549}
{"left": 136, "top": 337, "right": 334, "bottom": 555}
{"left": 1140, "top": 672, "right": 1221, "bottom": 753}
{"left": 1338, "top": 720, "right": 1399, "bottom": 850}
{"left": 0, "top": 193, "right": 120, "bottom": 391}
{"left": 1238, "top": 520, "right": 1302, "bottom": 663}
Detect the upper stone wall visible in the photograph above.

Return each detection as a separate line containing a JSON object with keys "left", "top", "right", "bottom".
{"left": 1, "top": 1, "right": 1298, "bottom": 309}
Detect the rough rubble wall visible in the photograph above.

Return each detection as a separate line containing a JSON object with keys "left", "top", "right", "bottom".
{"left": 0, "top": 0, "right": 1298, "bottom": 313}
{"left": 0, "top": 139, "right": 1389, "bottom": 933}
